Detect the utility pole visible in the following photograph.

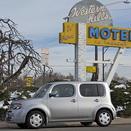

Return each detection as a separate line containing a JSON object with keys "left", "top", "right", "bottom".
{"left": 102, "top": 47, "right": 105, "bottom": 81}
{"left": 95, "top": 46, "right": 98, "bottom": 81}
{"left": 91, "top": 46, "right": 98, "bottom": 81}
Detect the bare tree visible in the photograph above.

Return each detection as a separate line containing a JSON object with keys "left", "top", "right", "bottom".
{"left": 0, "top": 18, "right": 42, "bottom": 86}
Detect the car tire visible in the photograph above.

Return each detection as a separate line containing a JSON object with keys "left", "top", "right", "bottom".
{"left": 26, "top": 110, "right": 45, "bottom": 129}
{"left": 96, "top": 109, "right": 112, "bottom": 127}
{"left": 80, "top": 122, "right": 93, "bottom": 126}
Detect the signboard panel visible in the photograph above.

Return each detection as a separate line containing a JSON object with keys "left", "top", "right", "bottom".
{"left": 68, "top": 0, "right": 113, "bottom": 27}
{"left": 59, "top": 22, "right": 78, "bottom": 44}
{"left": 26, "top": 82, "right": 31, "bottom": 87}
{"left": 86, "top": 24, "right": 131, "bottom": 48}
{"left": 41, "top": 54, "right": 48, "bottom": 65}
{"left": 25, "top": 77, "right": 33, "bottom": 82}
{"left": 41, "top": 47, "right": 49, "bottom": 55}
{"left": 41, "top": 48, "right": 49, "bottom": 65}
{"left": 86, "top": 66, "right": 96, "bottom": 73}
{"left": 24, "top": 77, "right": 33, "bottom": 87}
{"left": 59, "top": 22, "right": 131, "bottom": 48}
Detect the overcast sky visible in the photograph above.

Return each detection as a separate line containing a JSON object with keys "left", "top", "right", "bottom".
{"left": 1, "top": 0, "right": 131, "bottom": 80}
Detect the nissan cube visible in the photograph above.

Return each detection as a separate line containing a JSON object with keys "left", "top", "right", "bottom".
{"left": 6, "top": 81, "right": 116, "bottom": 129}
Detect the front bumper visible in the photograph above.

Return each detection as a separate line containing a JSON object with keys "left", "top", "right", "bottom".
{"left": 6, "top": 109, "right": 26, "bottom": 124}
{"left": 6, "top": 111, "right": 13, "bottom": 122}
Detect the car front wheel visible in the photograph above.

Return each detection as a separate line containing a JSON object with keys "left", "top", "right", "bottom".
{"left": 96, "top": 110, "right": 112, "bottom": 127}
{"left": 26, "top": 110, "right": 45, "bottom": 129}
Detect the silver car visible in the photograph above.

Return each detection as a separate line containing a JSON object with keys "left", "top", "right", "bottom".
{"left": 6, "top": 81, "right": 116, "bottom": 129}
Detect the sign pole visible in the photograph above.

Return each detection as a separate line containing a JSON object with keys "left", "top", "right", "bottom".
{"left": 43, "top": 65, "right": 46, "bottom": 84}
{"left": 75, "top": 45, "right": 78, "bottom": 81}
{"left": 41, "top": 47, "right": 49, "bottom": 85}
{"left": 95, "top": 46, "right": 98, "bottom": 80}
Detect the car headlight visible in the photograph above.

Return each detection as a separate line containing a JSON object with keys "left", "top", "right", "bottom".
{"left": 12, "top": 103, "right": 22, "bottom": 110}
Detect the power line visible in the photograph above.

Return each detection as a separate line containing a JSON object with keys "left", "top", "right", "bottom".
{"left": 35, "top": 37, "right": 59, "bottom": 50}
{"left": 118, "top": 65, "right": 131, "bottom": 67}
{"left": 109, "top": 8, "right": 131, "bottom": 11}
{"left": 49, "top": 65, "right": 74, "bottom": 67}
{"left": 48, "top": 64, "right": 131, "bottom": 68}
{"left": 44, "top": 38, "right": 59, "bottom": 46}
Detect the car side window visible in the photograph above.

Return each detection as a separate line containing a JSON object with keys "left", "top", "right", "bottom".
{"left": 98, "top": 84, "right": 105, "bottom": 96}
{"left": 80, "top": 84, "right": 104, "bottom": 97}
{"left": 52, "top": 84, "right": 74, "bottom": 97}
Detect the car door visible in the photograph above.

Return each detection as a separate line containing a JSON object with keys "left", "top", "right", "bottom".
{"left": 48, "top": 83, "right": 78, "bottom": 120}
{"left": 78, "top": 84, "right": 104, "bottom": 119}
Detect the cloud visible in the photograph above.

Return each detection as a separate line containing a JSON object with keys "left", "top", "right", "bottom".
{"left": 1, "top": 0, "right": 131, "bottom": 79}
{"left": 0, "top": 0, "right": 80, "bottom": 35}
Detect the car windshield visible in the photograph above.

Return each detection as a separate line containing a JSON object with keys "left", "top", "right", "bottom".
{"left": 33, "top": 84, "right": 52, "bottom": 98}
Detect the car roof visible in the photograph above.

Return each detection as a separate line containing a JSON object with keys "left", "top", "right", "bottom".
{"left": 49, "top": 81, "right": 108, "bottom": 85}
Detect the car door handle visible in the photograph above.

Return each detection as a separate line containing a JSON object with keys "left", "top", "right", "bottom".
{"left": 94, "top": 99, "right": 99, "bottom": 102}
{"left": 71, "top": 99, "right": 76, "bottom": 103}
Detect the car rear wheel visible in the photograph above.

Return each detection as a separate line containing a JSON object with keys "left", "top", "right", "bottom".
{"left": 26, "top": 110, "right": 45, "bottom": 129}
{"left": 96, "top": 109, "right": 112, "bottom": 127}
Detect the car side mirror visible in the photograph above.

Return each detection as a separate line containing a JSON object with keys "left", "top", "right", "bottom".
{"left": 49, "top": 92, "right": 57, "bottom": 98}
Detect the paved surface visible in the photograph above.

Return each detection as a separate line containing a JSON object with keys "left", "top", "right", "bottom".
{"left": 111, "top": 118, "right": 131, "bottom": 125}
{"left": 0, "top": 122, "right": 131, "bottom": 131}
{"left": 0, "top": 118, "right": 131, "bottom": 128}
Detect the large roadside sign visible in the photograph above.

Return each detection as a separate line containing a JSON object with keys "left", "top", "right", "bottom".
{"left": 59, "top": 22, "right": 131, "bottom": 48}
{"left": 68, "top": 0, "right": 113, "bottom": 27}
{"left": 59, "top": 0, "right": 129, "bottom": 85}
{"left": 87, "top": 24, "right": 131, "bottom": 48}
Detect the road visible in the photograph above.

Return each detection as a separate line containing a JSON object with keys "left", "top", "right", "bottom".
{"left": 0, "top": 123, "right": 131, "bottom": 131}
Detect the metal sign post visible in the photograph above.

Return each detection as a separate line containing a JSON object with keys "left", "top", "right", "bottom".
{"left": 41, "top": 48, "right": 49, "bottom": 84}
{"left": 43, "top": 65, "right": 46, "bottom": 85}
